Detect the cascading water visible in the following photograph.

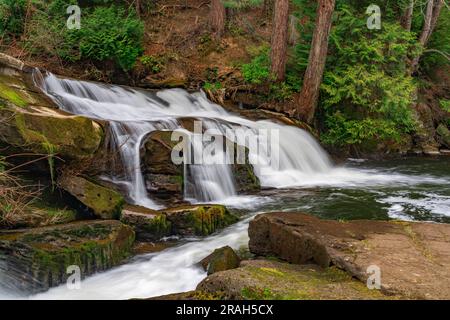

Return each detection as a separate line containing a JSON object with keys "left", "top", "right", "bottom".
{"left": 36, "top": 72, "right": 333, "bottom": 207}
{"left": 0, "top": 72, "right": 447, "bottom": 300}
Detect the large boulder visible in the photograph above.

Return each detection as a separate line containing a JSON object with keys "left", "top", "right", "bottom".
{"left": 199, "top": 246, "right": 240, "bottom": 275}
{"left": 249, "top": 212, "right": 450, "bottom": 299}
{"left": 58, "top": 175, "right": 124, "bottom": 220}
{"left": 197, "top": 259, "right": 392, "bottom": 300}
{"left": 0, "top": 54, "right": 103, "bottom": 160}
{"left": 0, "top": 220, "right": 134, "bottom": 294}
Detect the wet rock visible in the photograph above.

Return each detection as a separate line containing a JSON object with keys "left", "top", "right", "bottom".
{"left": 162, "top": 205, "right": 238, "bottom": 237}
{"left": 141, "top": 129, "right": 260, "bottom": 199}
{"left": 121, "top": 205, "right": 171, "bottom": 241}
{"left": 249, "top": 212, "right": 450, "bottom": 299}
{"left": 0, "top": 220, "right": 135, "bottom": 294}
{"left": 436, "top": 124, "right": 450, "bottom": 148}
{"left": 200, "top": 246, "right": 240, "bottom": 275}
{"left": 197, "top": 259, "right": 393, "bottom": 300}
{"left": 142, "top": 130, "right": 184, "bottom": 199}
{"left": 440, "top": 149, "right": 450, "bottom": 156}
{"left": 58, "top": 175, "right": 124, "bottom": 220}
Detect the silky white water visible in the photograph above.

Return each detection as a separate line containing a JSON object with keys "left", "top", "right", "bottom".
{"left": 0, "top": 73, "right": 448, "bottom": 300}
{"left": 37, "top": 72, "right": 336, "bottom": 207}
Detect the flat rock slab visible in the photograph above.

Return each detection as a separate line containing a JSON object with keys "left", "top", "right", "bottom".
{"left": 249, "top": 213, "right": 450, "bottom": 299}
{"left": 197, "top": 260, "right": 392, "bottom": 300}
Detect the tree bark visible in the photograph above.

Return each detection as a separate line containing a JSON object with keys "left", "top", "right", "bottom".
{"left": 296, "top": 0, "right": 335, "bottom": 124}
{"left": 270, "top": 0, "right": 290, "bottom": 82}
{"left": 210, "top": 0, "right": 226, "bottom": 37}
{"left": 409, "top": 0, "right": 444, "bottom": 74}
{"left": 401, "top": 0, "right": 414, "bottom": 31}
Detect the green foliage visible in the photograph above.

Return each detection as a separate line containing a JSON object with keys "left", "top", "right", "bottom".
{"left": 0, "top": 0, "right": 26, "bottom": 40}
{"left": 139, "top": 55, "right": 164, "bottom": 74}
{"left": 66, "top": 6, "right": 144, "bottom": 71}
{"left": 322, "top": 112, "right": 402, "bottom": 146}
{"left": 203, "top": 81, "right": 223, "bottom": 92}
{"left": 241, "top": 46, "right": 270, "bottom": 84}
{"left": 320, "top": 5, "right": 418, "bottom": 147}
{"left": 24, "top": 2, "right": 144, "bottom": 71}
{"left": 440, "top": 99, "right": 450, "bottom": 113}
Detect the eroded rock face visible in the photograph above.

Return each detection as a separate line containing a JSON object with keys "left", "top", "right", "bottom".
{"left": 0, "top": 220, "right": 134, "bottom": 294}
{"left": 199, "top": 246, "right": 240, "bottom": 275}
{"left": 249, "top": 212, "right": 450, "bottom": 299}
{"left": 197, "top": 260, "right": 391, "bottom": 300}
{"left": 58, "top": 175, "right": 124, "bottom": 220}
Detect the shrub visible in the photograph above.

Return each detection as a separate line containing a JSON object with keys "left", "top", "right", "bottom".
{"left": 241, "top": 47, "right": 270, "bottom": 84}
{"left": 0, "top": 0, "right": 27, "bottom": 41}
{"left": 25, "top": 3, "right": 144, "bottom": 72}
{"left": 319, "top": 5, "right": 418, "bottom": 147}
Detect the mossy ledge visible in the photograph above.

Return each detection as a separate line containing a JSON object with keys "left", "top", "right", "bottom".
{"left": 0, "top": 220, "right": 135, "bottom": 294}
{"left": 163, "top": 205, "right": 239, "bottom": 237}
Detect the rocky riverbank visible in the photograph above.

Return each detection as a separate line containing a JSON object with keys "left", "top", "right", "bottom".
{"left": 185, "top": 212, "right": 450, "bottom": 300}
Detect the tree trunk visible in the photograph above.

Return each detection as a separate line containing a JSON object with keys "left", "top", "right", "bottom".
{"left": 210, "top": 0, "right": 226, "bottom": 37}
{"left": 296, "top": 0, "right": 335, "bottom": 124}
{"left": 401, "top": 0, "right": 414, "bottom": 31}
{"left": 270, "top": 0, "right": 290, "bottom": 82}
{"left": 409, "top": 0, "right": 444, "bottom": 74}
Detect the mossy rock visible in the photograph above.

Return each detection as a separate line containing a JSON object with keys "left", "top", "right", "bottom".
{"left": 58, "top": 175, "right": 124, "bottom": 220}
{"left": 0, "top": 67, "right": 103, "bottom": 160}
{"left": 0, "top": 103, "right": 103, "bottom": 160}
{"left": 0, "top": 220, "right": 135, "bottom": 294}
{"left": 197, "top": 260, "right": 397, "bottom": 300}
{"left": 436, "top": 124, "right": 450, "bottom": 148}
{"left": 200, "top": 246, "right": 240, "bottom": 275}
{"left": 162, "top": 205, "right": 238, "bottom": 236}
{"left": 121, "top": 205, "right": 172, "bottom": 241}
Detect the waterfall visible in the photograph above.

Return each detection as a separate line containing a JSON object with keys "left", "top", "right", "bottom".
{"left": 36, "top": 72, "right": 333, "bottom": 209}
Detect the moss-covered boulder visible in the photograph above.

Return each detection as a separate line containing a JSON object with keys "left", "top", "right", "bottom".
{"left": 121, "top": 205, "right": 172, "bottom": 241}
{"left": 197, "top": 260, "right": 395, "bottom": 300}
{"left": 0, "top": 220, "right": 135, "bottom": 294}
{"left": 58, "top": 175, "right": 124, "bottom": 220}
{"left": 437, "top": 124, "right": 450, "bottom": 149}
{"left": 162, "top": 205, "right": 238, "bottom": 236}
{"left": 0, "top": 54, "right": 103, "bottom": 160}
{"left": 200, "top": 246, "right": 240, "bottom": 275}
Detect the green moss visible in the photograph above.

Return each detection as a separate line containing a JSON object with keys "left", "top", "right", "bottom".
{"left": 240, "top": 265, "right": 389, "bottom": 300}
{"left": 188, "top": 205, "right": 238, "bottom": 236}
{"left": 142, "top": 214, "right": 172, "bottom": 239}
{"left": 0, "top": 82, "right": 28, "bottom": 108}
{"left": 3, "top": 221, "right": 135, "bottom": 289}
{"left": 12, "top": 109, "right": 103, "bottom": 159}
